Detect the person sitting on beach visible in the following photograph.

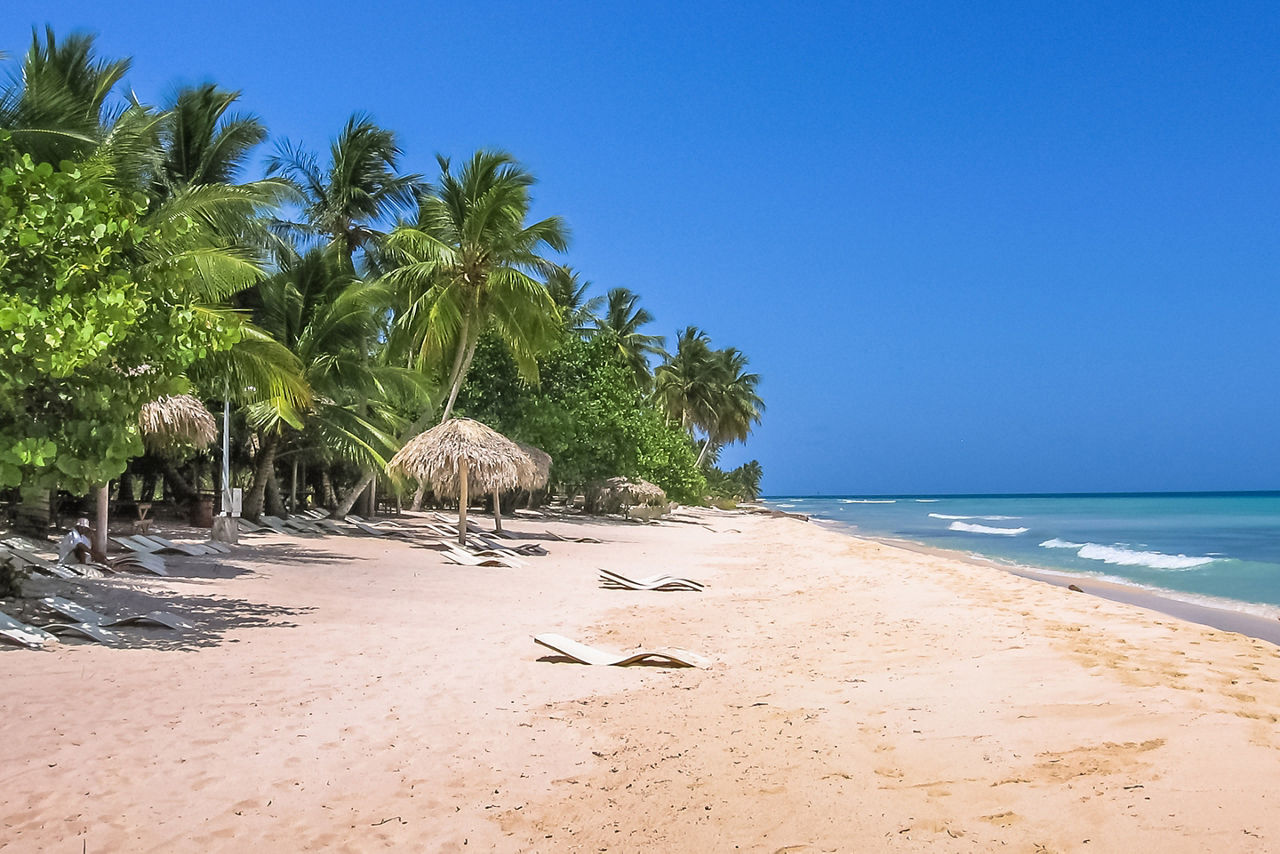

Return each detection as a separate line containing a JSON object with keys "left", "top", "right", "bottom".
{"left": 57, "top": 518, "right": 93, "bottom": 565}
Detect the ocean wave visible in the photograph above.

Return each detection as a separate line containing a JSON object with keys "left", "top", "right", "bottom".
{"left": 930, "top": 513, "right": 1022, "bottom": 521}
{"left": 1075, "top": 543, "right": 1215, "bottom": 570}
{"left": 914, "top": 499, "right": 939, "bottom": 502}
{"left": 841, "top": 499, "right": 896, "bottom": 504}
{"left": 1040, "top": 538, "right": 1085, "bottom": 549}
{"left": 949, "top": 521, "right": 1029, "bottom": 536}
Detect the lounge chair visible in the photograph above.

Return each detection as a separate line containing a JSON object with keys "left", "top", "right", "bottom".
{"left": 40, "top": 596, "right": 193, "bottom": 630}
{"left": 2, "top": 542, "right": 116, "bottom": 578}
{"left": 533, "top": 633, "right": 709, "bottom": 668}
{"left": 348, "top": 514, "right": 408, "bottom": 529}
{"left": 349, "top": 520, "right": 421, "bottom": 540}
{"left": 543, "top": 531, "right": 603, "bottom": 544}
{"left": 597, "top": 569, "right": 704, "bottom": 591}
{"left": 471, "top": 535, "right": 546, "bottom": 556}
{"left": 300, "top": 509, "right": 331, "bottom": 519}
{"left": 312, "top": 518, "right": 356, "bottom": 535}
{"left": 440, "top": 547, "right": 524, "bottom": 568}
{"left": 237, "top": 518, "right": 268, "bottom": 534}
{"left": 109, "top": 552, "right": 168, "bottom": 576}
{"left": 135, "top": 535, "right": 217, "bottom": 557}
{"left": 0, "top": 609, "right": 56, "bottom": 648}
{"left": 111, "top": 534, "right": 159, "bottom": 554}
{"left": 40, "top": 621, "right": 122, "bottom": 645}
{"left": 258, "top": 516, "right": 314, "bottom": 536}
{"left": 0, "top": 545, "right": 77, "bottom": 579}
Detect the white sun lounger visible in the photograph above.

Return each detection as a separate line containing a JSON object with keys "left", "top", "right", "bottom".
{"left": 238, "top": 518, "right": 267, "bottom": 534}
{"left": 597, "top": 569, "right": 704, "bottom": 591}
{"left": 543, "top": 531, "right": 603, "bottom": 544}
{"left": 0, "top": 545, "right": 77, "bottom": 579}
{"left": 440, "top": 548, "right": 524, "bottom": 568}
{"left": 41, "top": 596, "right": 194, "bottom": 630}
{"left": 533, "top": 633, "right": 709, "bottom": 668}
{"left": 41, "top": 621, "right": 122, "bottom": 645}
{"left": 0, "top": 610, "right": 56, "bottom": 648}
{"left": 349, "top": 520, "right": 422, "bottom": 540}
{"left": 110, "top": 552, "right": 168, "bottom": 576}
{"left": 136, "top": 535, "right": 216, "bottom": 557}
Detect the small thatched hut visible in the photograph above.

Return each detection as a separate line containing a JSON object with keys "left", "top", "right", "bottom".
{"left": 387, "top": 418, "right": 523, "bottom": 542}
{"left": 585, "top": 477, "right": 667, "bottom": 515}
{"left": 514, "top": 442, "right": 552, "bottom": 492}
{"left": 138, "top": 394, "right": 218, "bottom": 452}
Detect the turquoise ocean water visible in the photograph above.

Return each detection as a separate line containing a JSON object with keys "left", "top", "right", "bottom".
{"left": 763, "top": 493, "right": 1280, "bottom": 615}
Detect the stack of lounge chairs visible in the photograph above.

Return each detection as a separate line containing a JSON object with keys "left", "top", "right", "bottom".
{"left": 0, "top": 595, "right": 194, "bottom": 649}
{"left": 597, "top": 569, "right": 704, "bottom": 591}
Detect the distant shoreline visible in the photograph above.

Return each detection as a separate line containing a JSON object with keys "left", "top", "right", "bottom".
{"left": 807, "top": 520, "right": 1280, "bottom": 647}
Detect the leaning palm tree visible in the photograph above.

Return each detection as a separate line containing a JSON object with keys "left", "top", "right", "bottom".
{"left": 267, "top": 113, "right": 421, "bottom": 263}
{"left": 245, "top": 244, "right": 428, "bottom": 518}
{"left": 383, "top": 149, "right": 570, "bottom": 423}
{"left": 596, "top": 287, "right": 665, "bottom": 387}
{"left": 696, "top": 347, "right": 765, "bottom": 466}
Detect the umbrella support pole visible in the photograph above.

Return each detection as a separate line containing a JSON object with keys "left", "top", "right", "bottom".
{"left": 493, "top": 488, "right": 502, "bottom": 534}
{"left": 457, "top": 459, "right": 468, "bottom": 547}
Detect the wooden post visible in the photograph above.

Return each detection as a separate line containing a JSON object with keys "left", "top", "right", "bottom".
{"left": 457, "top": 459, "right": 468, "bottom": 546}
{"left": 492, "top": 488, "right": 502, "bottom": 534}
{"left": 93, "top": 483, "right": 109, "bottom": 562}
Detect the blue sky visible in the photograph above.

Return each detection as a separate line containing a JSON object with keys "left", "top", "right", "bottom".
{"left": 10, "top": 2, "right": 1280, "bottom": 494}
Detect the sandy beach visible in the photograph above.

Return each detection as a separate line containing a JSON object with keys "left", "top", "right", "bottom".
{"left": 3, "top": 510, "right": 1279, "bottom": 852}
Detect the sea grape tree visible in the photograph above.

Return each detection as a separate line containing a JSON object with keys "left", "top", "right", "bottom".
{"left": 0, "top": 132, "right": 240, "bottom": 492}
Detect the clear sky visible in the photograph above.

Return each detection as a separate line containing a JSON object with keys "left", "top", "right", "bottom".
{"left": 10, "top": 2, "right": 1280, "bottom": 495}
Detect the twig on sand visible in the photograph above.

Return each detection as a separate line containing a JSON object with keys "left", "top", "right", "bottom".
{"left": 371, "top": 816, "right": 405, "bottom": 826}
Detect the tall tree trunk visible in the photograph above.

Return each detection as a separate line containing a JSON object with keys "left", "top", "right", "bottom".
{"left": 160, "top": 458, "right": 200, "bottom": 505}
{"left": 442, "top": 316, "right": 486, "bottom": 422}
{"left": 695, "top": 437, "right": 714, "bottom": 467}
{"left": 411, "top": 480, "right": 428, "bottom": 512}
{"left": 93, "top": 483, "right": 109, "bottom": 562}
{"left": 243, "top": 432, "right": 280, "bottom": 520}
{"left": 438, "top": 315, "right": 473, "bottom": 423}
{"left": 321, "top": 466, "right": 337, "bottom": 507}
{"left": 265, "top": 468, "right": 287, "bottom": 518}
{"left": 333, "top": 469, "right": 376, "bottom": 518}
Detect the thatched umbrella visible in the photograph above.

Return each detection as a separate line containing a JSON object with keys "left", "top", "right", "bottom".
{"left": 514, "top": 442, "right": 551, "bottom": 491}
{"left": 586, "top": 477, "right": 667, "bottom": 514}
{"left": 138, "top": 394, "right": 218, "bottom": 451}
{"left": 386, "top": 418, "right": 522, "bottom": 544}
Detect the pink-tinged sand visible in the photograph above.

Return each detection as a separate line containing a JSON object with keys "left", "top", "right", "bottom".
{"left": 2, "top": 510, "right": 1279, "bottom": 852}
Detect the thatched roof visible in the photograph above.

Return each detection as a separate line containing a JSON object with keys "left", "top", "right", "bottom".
{"left": 515, "top": 442, "right": 552, "bottom": 491}
{"left": 138, "top": 394, "right": 218, "bottom": 450}
{"left": 386, "top": 418, "right": 522, "bottom": 497}
{"left": 585, "top": 476, "right": 668, "bottom": 513}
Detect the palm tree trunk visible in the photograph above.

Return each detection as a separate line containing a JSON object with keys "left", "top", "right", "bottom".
{"left": 160, "top": 458, "right": 200, "bottom": 505}
{"left": 439, "top": 316, "right": 477, "bottom": 423}
{"left": 243, "top": 431, "right": 280, "bottom": 520}
{"left": 492, "top": 488, "right": 502, "bottom": 533}
{"left": 334, "top": 469, "right": 376, "bottom": 518}
{"left": 265, "top": 469, "right": 287, "bottom": 518}
{"left": 695, "top": 437, "right": 714, "bottom": 467}
{"left": 411, "top": 480, "right": 427, "bottom": 512}
{"left": 321, "top": 466, "right": 337, "bottom": 508}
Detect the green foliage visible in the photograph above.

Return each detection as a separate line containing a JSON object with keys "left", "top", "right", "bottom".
{"left": 0, "top": 133, "right": 239, "bottom": 491}
{"left": 457, "top": 334, "right": 705, "bottom": 503}
{"left": 706, "top": 459, "right": 764, "bottom": 502}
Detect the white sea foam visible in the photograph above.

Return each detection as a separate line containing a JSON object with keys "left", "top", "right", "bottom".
{"left": 1075, "top": 544, "right": 1215, "bottom": 570}
{"left": 930, "top": 513, "right": 1022, "bottom": 521}
{"left": 914, "top": 499, "right": 939, "bottom": 503}
{"left": 774, "top": 503, "right": 796, "bottom": 508}
{"left": 841, "top": 499, "right": 896, "bottom": 504}
{"left": 949, "top": 521, "right": 1029, "bottom": 536}
{"left": 1039, "top": 538, "right": 1216, "bottom": 569}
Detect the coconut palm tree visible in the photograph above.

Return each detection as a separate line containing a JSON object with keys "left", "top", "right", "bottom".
{"left": 383, "top": 149, "right": 569, "bottom": 423}
{"left": 546, "top": 266, "right": 603, "bottom": 338}
{"left": 0, "top": 27, "right": 129, "bottom": 165}
{"left": 596, "top": 287, "right": 665, "bottom": 387}
{"left": 696, "top": 347, "right": 765, "bottom": 466}
{"left": 266, "top": 113, "right": 421, "bottom": 264}
{"left": 243, "top": 245, "right": 428, "bottom": 518}
{"left": 654, "top": 326, "right": 717, "bottom": 432}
